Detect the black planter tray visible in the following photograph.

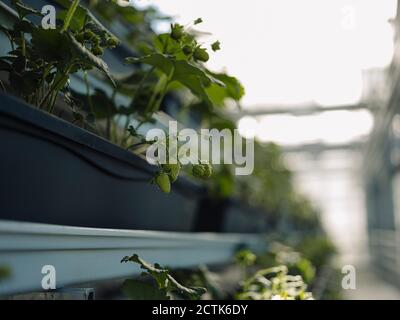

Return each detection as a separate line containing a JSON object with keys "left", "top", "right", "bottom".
{"left": 0, "top": 93, "right": 204, "bottom": 232}
{"left": 194, "top": 197, "right": 269, "bottom": 234}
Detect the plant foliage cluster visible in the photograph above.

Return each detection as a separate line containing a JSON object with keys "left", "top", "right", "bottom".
{"left": 0, "top": 0, "right": 243, "bottom": 191}
{"left": 121, "top": 235, "right": 341, "bottom": 301}
{"left": 0, "top": 0, "right": 340, "bottom": 300}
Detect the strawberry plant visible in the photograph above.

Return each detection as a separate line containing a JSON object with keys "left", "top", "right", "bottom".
{"left": 235, "top": 265, "right": 314, "bottom": 300}
{"left": 121, "top": 19, "right": 244, "bottom": 192}
{"left": 121, "top": 254, "right": 206, "bottom": 300}
{"left": 0, "top": 0, "right": 118, "bottom": 118}
{"left": 233, "top": 249, "right": 313, "bottom": 300}
{"left": 124, "top": 18, "right": 243, "bottom": 123}
{"left": 0, "top": 0, "right": 244, "bottom": 193}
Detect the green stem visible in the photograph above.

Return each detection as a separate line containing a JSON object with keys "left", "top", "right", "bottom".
{"left": 40, "top": 65, "right": 71, "bottom": 110}
{"left": 83, "top": 71, "right": 97, "bottom": 131}
{"left": 149, "top": 68, "right": 174, "bottom": 115}
{"left": 62, "top": 0, "right": 80, "bottom": 32}
{"left": 107, "top": 89, "right": 117, "bottom": 139}
{"left": 124, "top": 66, "right": 155, "bottom": 131}
{"left": 48, "top": 91, "right": 58, "bottom": 114}
{"left": 20, "top": 32, "right": 26, "bottom": 56}
{"left": 0, "top": 80, "right": 6, "bottom": 92}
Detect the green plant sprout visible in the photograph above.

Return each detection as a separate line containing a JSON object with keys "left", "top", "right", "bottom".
{"left": 0, "top": 1, "right": 242, "bottom": 193}
{"left": 0, "top": 0, "right": 118, "bottom": 116}
{"left": 126, "top": 128, "right": 213, "bottom": 193}
{"left": 124, "top": 18, "right": 242, "bottom": 126}
{"left": 121, "top": 254, "right": 206, "bottom": 300}
{"left": 236, "top": 265, "right": 314, "bottom": 300}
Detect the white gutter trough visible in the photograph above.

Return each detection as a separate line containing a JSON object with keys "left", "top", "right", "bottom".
{"left": 0, "top": 220, "right": 265, "bottom": 295}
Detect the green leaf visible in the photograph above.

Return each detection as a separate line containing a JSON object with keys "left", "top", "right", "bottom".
{"left": 194, "top": 18, "right": 203, "bottom": 25}
{"left": 205, "top": 72, "right": 245, "bottom": 106}
{"left": 122, "top": 279, "right": 169, "bottom": 300}
{"left": 172, "top": 60, "right": 218, "bottom": 106}
{"left": 235, "top": 249, "right": 257, "bottom": 267}
{"left": 126, "top": 53, "right": 174, "bottom": 75}
{"left": 31, "top": 29, "right": 71, "bottom": 62}
{"left": 154, "top": 33, "right": 181, "bottom": 54}
{"left": 57, "top": 8, "right": 87, "bottom": 31}
{"left": 211, "top": 41, "right": 221, "bottom": 52}
{"left": 127, "top": 54, "right": 224, "bottom": 107}
{"left": 173, "top": 60, "right": 217, "bottom": 86}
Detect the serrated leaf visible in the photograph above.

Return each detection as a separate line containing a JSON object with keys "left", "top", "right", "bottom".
{"left": 205, "top": 72, "right": 245, "bottom": 106}
{"left": 208, "top": 72, "right": 244, "bottom": 100}
{"left": 154, "top": 33, "right": 182, "bottom": 55}
{"left": 126, "top": 54, "right": 225, "bottom": 107}
{"left": 31, "top": 29, "right": 71, "bottom": 62}
{"left": 57, "top": 9, "right": 86, "bottom": 31}
{"left": 174, "top": 60, "right": 225, "bottom": 87}
{"left": 126, "top": 53, "right": 174, "bottom": 76}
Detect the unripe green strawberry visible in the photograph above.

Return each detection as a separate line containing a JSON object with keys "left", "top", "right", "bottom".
{"left": 92, "top": 36, "right": 101, "bottom": 46}
{"left": 170, "top": 23, "right": 184, "bottom": 40}
{"left": 75, "top": 32, "right": 84, "bottom": 43}
{"left": 162, "top": 163, "right": 181, "bottom": 183}
{"left": 92, "top": 45, "right": 103, "bottom": 56}
{"left": 192, "top": 164, "right": 206, "bottom": 178}
{"left": 192, "top": 163, "right": 212, "bottom": 179}
{"left": 202, "top": 163, "right": 212, "bottom": 178}
{"left": 193, "top": 47, "right": 209, "bottom": 62}
{"left": 155, "top": 173, "right": 171, "bottom": 193}
{"left": 83, "top": 30, "right": 95, "bottom": 41}
{"left": 106, "top": 37, "right": 119, "bottom": 48}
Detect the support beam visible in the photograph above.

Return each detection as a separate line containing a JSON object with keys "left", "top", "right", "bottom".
{"left": 281, "top": 141, "right": 364, "bottom": 154}
{"left": 227, "top": 103, "right": 373, "bottom": 119}
{"left": 0, "top": 220, "right": 265, "bottom": 296}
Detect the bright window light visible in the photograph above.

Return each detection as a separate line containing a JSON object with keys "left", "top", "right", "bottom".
{"left": 144, "top": 0, "right": 397, "bottom": 107}
{"left": 237, "top": 116, "right": 259, "bottom": 139}
{"left": 256, "top": 110, "right": 374, "bottom": 146}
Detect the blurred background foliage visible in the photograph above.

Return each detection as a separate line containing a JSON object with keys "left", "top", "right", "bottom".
{"left": 0, "top": 0, "right": 341, "bottom": 299}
